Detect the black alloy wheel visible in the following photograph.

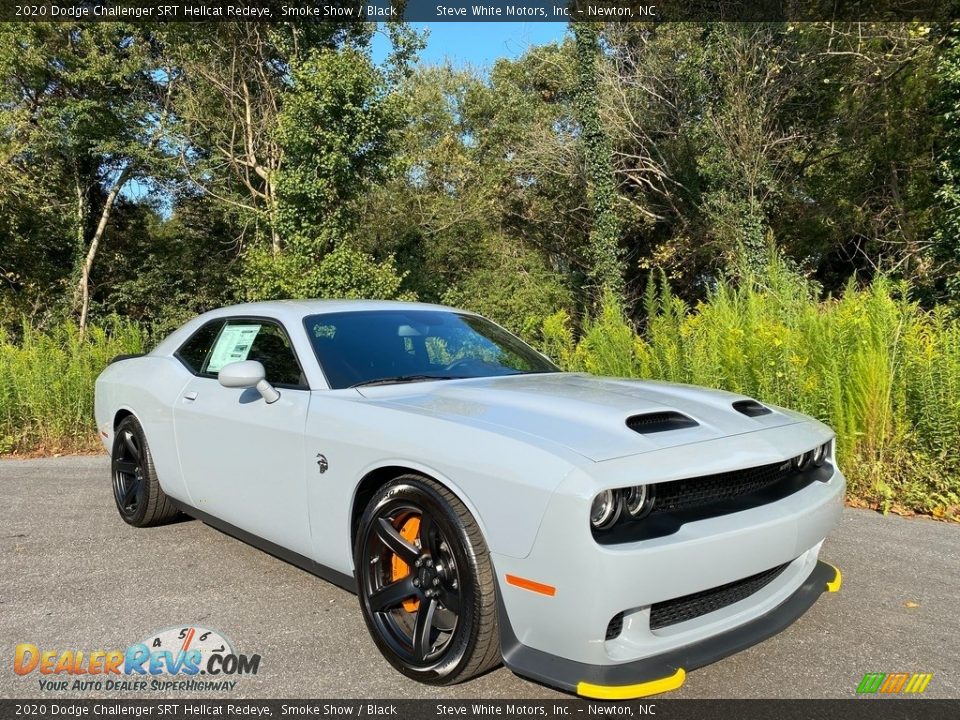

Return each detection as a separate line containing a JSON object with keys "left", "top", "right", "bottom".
{"left": 112, "top": 425, "right": 146, "bottom": 519}
{"left": 110, "top": 416, "right": 179, "bottom": 527}
{"left": 354, "top": 475, "right": 500, "bottom": 684}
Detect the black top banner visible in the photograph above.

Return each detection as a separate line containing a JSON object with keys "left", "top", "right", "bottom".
{"left": 2, "top": 0, "right": 959, "bottom": 23}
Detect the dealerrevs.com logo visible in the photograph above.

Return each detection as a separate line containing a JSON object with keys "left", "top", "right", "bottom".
{"left": 14, "top": 626, "right": 261, "bottom": 693}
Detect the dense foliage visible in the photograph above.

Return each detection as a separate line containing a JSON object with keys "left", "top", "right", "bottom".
{"left": 1, "top": 21, "right": 958, "bottom": 517}
{"left": 544, "top": 262, "right": 960, "bottom": 518}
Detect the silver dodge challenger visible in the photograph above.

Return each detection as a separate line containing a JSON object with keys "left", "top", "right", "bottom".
{"left": 94, "top": 300, "right": 844, "bottom": 699}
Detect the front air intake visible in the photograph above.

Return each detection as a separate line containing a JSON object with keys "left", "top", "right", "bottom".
{"left": 733, "top": 399, "right": 772, "bottom": 417}
{"left": 626, "top": 411, "right": 698, "bottom": 434}
{"left": 605, "top": 612, "right": 624, "bottom": 641}
{"left": 649, "top": 562, "right": 790, "bottom": 630}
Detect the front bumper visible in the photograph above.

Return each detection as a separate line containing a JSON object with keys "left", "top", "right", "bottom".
{"left": 491, "top": 438, "right": 846, "bottom": 698}
{"left": 500, "top": 560, "right": 841, "bottom": 699}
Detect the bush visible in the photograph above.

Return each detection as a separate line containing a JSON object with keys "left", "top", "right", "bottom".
{"left": 542, "top": 262, "right": 960, "bottom": 518}
{"left": 240, "top": 244, "right": 415, "bottom": 302}
{"left": 0, "top": 319, "right": 146, "bottom": 455}
{"left": 441, "top": 238, "right": 574, "bottom": 344}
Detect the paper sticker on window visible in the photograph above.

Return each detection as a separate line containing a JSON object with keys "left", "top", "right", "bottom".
{"left": 206, "top": 324, "right": 261, "bottom": 373}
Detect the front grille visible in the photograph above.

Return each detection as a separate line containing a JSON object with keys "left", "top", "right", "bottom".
{"left": 649, "top": 562, "right": 790, "bottom": 630}
{"left": 653, "top": 460, "right": 793, "bottom": 514}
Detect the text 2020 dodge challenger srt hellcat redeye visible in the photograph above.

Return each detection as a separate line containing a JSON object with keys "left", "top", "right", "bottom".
{"left": 94, "top": 300, "right": 843, "bottom": 699}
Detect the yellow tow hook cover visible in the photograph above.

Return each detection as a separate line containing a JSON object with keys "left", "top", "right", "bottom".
{"left": 826, "top": 563, "right": 842, "bottom": 593}
{"left": 577, "top": 668, "right": 686, "bottom": 700}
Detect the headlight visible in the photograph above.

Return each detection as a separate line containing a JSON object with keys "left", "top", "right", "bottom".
{"left": 813, "top": 443, "right": 826, "bottom": 466}
{"left": 793, "top": 450, "right": 815, "bottom": 471}
{"left": 623, "top": 485, "right": 655, "bottom": 518}
{"left": 590, "top": 490, "right": 620, "bottom": 530}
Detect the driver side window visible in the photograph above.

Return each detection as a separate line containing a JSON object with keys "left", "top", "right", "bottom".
{"left": 241, "top": 322, "right": 306, "bottom": 388}
{"left": 177, "top": 318, "right": 307, "bottom": 389}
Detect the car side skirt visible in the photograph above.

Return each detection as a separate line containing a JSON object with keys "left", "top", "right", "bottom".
{"left": 169, "top": 499, "right": 357, "bottom": 593}
{"left": 498, "top": 560, "right": 840, "bottom": 698}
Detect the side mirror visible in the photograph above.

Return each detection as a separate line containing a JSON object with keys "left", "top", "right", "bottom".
{"left": 217, "top": 360, "right": 280, "bottom": 404}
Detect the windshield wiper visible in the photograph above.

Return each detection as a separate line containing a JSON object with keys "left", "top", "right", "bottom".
{"left": 350, "top": 374, "right": 466, "bottom": 389}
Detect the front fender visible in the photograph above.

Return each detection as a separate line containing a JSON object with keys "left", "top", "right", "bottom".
{"left": 302, "top": 394, "right": 579, "bottom": 575}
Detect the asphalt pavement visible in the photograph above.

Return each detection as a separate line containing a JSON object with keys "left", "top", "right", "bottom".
{"left": 1, "top": 455, "right": 957, "bottom": 699}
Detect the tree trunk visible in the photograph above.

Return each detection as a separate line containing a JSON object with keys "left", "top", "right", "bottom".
{"left": 76, "top": 168, "right": 131, "bottom": 336}
{"left": 572, "top": 22, "right": 624, "bottom": 299}
{"left": 72, "top": 177, "right": 88, "bottom": 311}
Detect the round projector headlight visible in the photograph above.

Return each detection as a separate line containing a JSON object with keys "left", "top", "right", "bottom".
{"left": 590, "top": 490, "right": 620, "bottom": 530}
{"left": 812, "top": 443, "right": 826, "bottom": 467}
{"left": 624, "top": 485, "right": 654, "bottom": 518}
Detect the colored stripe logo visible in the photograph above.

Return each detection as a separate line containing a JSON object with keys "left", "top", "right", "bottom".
{"left": 857, "top": 672, "right": 933, "bottom": 694}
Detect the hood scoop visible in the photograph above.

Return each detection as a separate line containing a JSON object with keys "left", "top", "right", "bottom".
{"left": 733, "top": 399, "right": 772, "bottom": 417}
{"left": 626, "top": 411, "right": 699, "bottom": 434}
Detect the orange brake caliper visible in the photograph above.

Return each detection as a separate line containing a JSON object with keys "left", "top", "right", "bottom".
{"left": 390, "top": 516, "right": 421, "bottom": 612}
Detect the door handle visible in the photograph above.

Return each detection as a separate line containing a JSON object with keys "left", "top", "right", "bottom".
{"left": 183, "top": 391, "right": 198, "bottom": 402}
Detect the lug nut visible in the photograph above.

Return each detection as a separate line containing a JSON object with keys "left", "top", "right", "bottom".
{"left": 432, "top": 577, "right": 440, "bottom": 586}
{"left": 413, "top": 578, "right": 420, "bottom": 587}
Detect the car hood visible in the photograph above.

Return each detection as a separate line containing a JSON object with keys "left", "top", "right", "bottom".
{"left": 356, "top": 373, "right": 804, "bottom": 462}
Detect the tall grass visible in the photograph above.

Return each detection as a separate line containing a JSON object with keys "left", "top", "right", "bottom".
{"left": 0, "top": 319, "right": 147, "bottom": 455}
{"left": 543, "top": 262, "right": 960, "bottom": 518}
{"left": 2, "top": 275, "right": 958, "bottom": 519}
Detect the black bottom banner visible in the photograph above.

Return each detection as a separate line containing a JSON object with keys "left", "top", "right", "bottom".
{"left": 1, "top": 699, "right": 958, "bottom": 720}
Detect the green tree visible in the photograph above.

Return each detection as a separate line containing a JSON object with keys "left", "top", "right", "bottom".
{"left": 240, "top": 244, "right": 413, "bottom": 302}
{"left": 165, "top": 23, "right": 374, "bottom": 252}
{"left": 602, "top": 23, "right": 940, "bottom": 299}
{"left": 351, "top": 60, "right": 577, "bottom": 332}
{"left": 274, "top": 47, "right": 400, "bottom": 250}
{"left": 0, "top": 24, "right": 174, "bottom": 333}
{"left": 934, "top": 26, "right": 960, "bottom": 299}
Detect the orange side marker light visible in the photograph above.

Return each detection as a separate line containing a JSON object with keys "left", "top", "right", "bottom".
{"left": 505, "top": 574, "right": 556, "bottom": 597}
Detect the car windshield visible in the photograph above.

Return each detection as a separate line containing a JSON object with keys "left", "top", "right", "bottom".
{"left": 303, "top": 310, "right": 559, "bottom": 390}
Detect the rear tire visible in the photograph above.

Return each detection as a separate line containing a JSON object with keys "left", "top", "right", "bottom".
{"left": 111, "top": 416, "right": 179, "bottom": 527}
{"left": 354, "top": 474, "right": 500, "bottom": 685}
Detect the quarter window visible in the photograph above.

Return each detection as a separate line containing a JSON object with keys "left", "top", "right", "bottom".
{"left": 176, "top": 320, "right": 224, "bottom": 374}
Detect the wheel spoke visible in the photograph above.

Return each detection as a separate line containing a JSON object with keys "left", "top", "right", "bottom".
{"left": 376, "top": 518, "right": 420, "bottom": 564}
{"left": 121, "top": 477, "right": 140, "bottom": 507}
{"left": 432, "top": 606, "right": 457, "bottom": 632}
{"left": 115, "top": 460, "right": 138, "bottom": 475}
{"left": 412, "top": 597, "right": 437, "bottom": 660}
{"left": 123, "top": 431, "right": 140, "bottom": 461}
{"left": 418, "top": 513, "right": 443, "bottom": 560}
{"left": 438, "top": 586, "right": 460, "bottom": 615}
{"left": 369, "top": 577, "right": 417, "bottom": 613}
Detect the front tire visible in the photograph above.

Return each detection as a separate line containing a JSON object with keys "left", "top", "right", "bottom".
{"left": 354, "top": 475, "right": 500, "bottom": 685}
{"left": 111, "top": 416, "right": 178, "bottom": 527}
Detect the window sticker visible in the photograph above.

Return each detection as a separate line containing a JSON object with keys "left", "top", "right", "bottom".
{"left": 206, "top": 324, "right": 262, "bottom": 373}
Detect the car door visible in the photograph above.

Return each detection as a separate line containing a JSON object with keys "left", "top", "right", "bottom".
{"left": 172, "top": 316, "right": 313, "bottom": 558}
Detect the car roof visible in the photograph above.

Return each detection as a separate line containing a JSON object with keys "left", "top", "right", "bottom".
{"left": 200, "top": 298, "right": 472, "bottom": 321}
